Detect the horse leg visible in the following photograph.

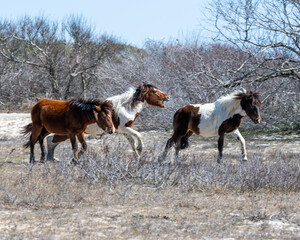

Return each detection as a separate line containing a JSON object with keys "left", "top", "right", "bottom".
{"left": 29, "top": 124, "right": 43, "bottom": 164}
{"left": 217, "top": 133, "right": 225, "bottom": 164}
{"left": 159, "top": 136, "right": 174, "bottom": 162}
{"left": 47, "top": 135, "right": 69, "bottom": 161}
{"left": 120, "top": 127, "right": 143, "bottom": 157}
{"left": 232, "top": 129, "right": 248, "bottom": 162}
{"left": 77, "top": 132, "right": 87, "bottom": 159}
{"left": 38, "top": 127, "right": 50, "bottom": 163}
{"left": 69, "top": 134, "right": 79, "bottom": 163}
{"left": 123, "top": 134, "right": 139, "bottom": 159}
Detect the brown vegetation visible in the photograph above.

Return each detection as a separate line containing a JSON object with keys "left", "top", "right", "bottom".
{"left": 0, "top": 114, "right": 299, "bottom": 238}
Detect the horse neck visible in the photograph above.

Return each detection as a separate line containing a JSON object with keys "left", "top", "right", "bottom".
{"left": 216, "top": 96, "right": 245, "bottom": 117}
{"left": 81, "top": 113, "right": 97, "bottom": 125}
{"left": 108, "top": 88, "right": 144, "bottom": 116}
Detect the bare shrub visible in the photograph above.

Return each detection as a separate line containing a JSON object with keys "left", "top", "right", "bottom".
{"left": 1, "top": 142, "right": 298, "bottom": 208}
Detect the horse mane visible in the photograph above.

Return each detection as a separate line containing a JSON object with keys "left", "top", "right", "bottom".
{"left": 107, "top": 82, "right": 157, "bottom": 117}
{"left": 216, "top": 89, "right": 246, "bottom": 115}
{"left": 132, "top": 82, "right": 157, "bottom": 108}
{"left": 69, "top": 98, "right": 113, "bottom": 120}
{"left": 234, "top": 91, "right": 262, "bottom": 107}
{"left": 216, "top": 89, "right": 261, "bottom": 115}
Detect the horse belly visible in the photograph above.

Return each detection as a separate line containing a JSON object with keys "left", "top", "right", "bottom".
{"left": 40, "top": 115, "right": 68, "bottom": 134}
{"left": 43, "top": 123, "right": 69, "bottom": 135}
{"left": 198, "top": 118, "right": 218, "bottom": 138}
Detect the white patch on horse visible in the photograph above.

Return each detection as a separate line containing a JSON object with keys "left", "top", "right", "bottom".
{"left": 191, "top": 90, "right": 247, "bottom": 138}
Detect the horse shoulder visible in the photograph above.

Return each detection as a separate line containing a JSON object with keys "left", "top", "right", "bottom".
{"left": 118, "top": 106, "right": 138, "bottom": 126}
{"left": 218, "top": 114, "right": 243, "bottom": 135}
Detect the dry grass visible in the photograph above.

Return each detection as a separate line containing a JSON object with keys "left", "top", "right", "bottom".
{"left": 0, "top": 134, "right": 300, "bottom": 239}
{"left": 0, "top": 113, "right": 299, "bottom": 238}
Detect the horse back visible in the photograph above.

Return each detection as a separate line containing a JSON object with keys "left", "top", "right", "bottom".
{"left": 31, "top": 99, "right": 82, "bottom": 134}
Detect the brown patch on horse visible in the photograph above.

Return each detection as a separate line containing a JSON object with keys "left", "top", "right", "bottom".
{"left": 174, "top": 105, "right": 201, "bottom": 135}
{"left": 125, "top": 120, "right": 134, "bottom": 127}
{"left": 166, "top": 105, "right": 201, "bottom": 150}
{"left": 218, "top": 114, "right": 243, "bottom": 135}
{"left": 132, "top": 82, "right": 169, "bottom": 108}
{"left": 124, "top": 112, "right": 140, "bottom": 128}
{"left": 235, "top": 91, "right": 262, "bottom": 124}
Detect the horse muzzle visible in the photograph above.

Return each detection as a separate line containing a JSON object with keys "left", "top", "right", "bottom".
{"left": 161, "top": 97, "right": 170, "bottom": 108}
{"left": 105, "top": 127, "right": 115, "bottom": 134}
{"left": 254, "top": 119, "right": 261, "bottom": 124}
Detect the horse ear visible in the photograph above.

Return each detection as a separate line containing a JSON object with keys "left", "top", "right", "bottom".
{"left": 94, "top": 105, "right": 101, "bottom": 112}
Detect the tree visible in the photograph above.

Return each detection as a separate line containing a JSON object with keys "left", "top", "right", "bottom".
{"left": 0, "top": 16, "right": 118, "bottom": 100}
{"left": 207, "top": 0, "right": 299, "bottom": 87}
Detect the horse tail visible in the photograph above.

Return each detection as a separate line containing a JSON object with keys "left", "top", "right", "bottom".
{"left": 21, "top": 123, "right": 32, "bottom": 136}
{"left": 21, "top": 123, "right": 32, "bottom": 148}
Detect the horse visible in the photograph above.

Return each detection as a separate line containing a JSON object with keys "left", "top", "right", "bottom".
{"left": 162, "top": 89, "right": 261, "bottom": 163}
{"left": 46, "top": 82, "right": 169, "bottom": 161}
{"left": 22, "top": 98, "right": 115, "bottom": 164}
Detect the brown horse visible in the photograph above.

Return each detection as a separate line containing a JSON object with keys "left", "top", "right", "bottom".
{"left": 22, "top": 98, "right": 115, "bottom": 164}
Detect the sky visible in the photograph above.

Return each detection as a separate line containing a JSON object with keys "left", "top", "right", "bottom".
{"left": 0, "top": 0, "right": 213, "bottom": 47}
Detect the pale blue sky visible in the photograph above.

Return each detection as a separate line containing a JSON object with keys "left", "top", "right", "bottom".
{"left": 0, "top": 0, "right": 213, "bottom": 47}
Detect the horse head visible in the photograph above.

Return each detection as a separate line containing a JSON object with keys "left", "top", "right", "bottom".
{"left": 133, "top": 82, "right": 169, "bottom": 108}
{"left": 238, "top": 91, "right": 262, "bottom": 124}
{"left": 93, "top": 100, "right": 115, "bottom": 133}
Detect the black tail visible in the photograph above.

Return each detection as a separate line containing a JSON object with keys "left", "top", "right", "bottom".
{"left": 21, "top": 123, "right": 32, "bottom": 148}
{"left": 21, "top": 123, "right": 32, "bottom": 136}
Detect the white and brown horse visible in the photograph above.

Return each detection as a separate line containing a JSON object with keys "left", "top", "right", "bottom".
{"left": 46, "top": 83, "right": 169, "bottom": 160}
{"left": 163, "top": 89, "right": 261, "bottom": 163}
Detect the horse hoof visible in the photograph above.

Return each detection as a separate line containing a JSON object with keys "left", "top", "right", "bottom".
{"left": 217, "top": 159, "right": 223, "bottom": 164}
{"left": 47, "top": 157, "right": 59, "bottom": 162}
{"left": 136, "top": 142, "right": 143, "bottom": 150}
{"left": 71, "top": 159, "right": 79, "bottom": 165}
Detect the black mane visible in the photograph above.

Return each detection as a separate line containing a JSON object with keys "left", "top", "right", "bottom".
{"left": 235, "top": 91, "right": 261, "bottom": 107}
{"left": 69, "top": 98, "right": 113, "bottom": 120}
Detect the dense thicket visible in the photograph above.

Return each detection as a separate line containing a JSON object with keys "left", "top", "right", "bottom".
{"left": 0, "top": 14, "right": 299, "bottom": 132}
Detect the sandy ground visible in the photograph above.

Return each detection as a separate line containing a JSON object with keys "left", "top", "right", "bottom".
{"left": 0, "top": 113, "right": 300, "bottom": 239}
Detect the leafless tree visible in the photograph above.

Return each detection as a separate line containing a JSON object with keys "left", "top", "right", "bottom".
{"left": 207, "top": 0, "right": 299, "bottom": 87}
{"left": 0, "top": 16, "right": 119, "bottom": 100}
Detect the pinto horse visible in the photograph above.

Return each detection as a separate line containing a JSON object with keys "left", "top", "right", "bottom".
{"left": 22, "top": 98, "right": 114, "bottom": 164}
{"left": 163, "top": 89, "right": 261, "bottom": 163}
{"left": 46, "top": 83, "right": 169, "bottom": 160}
